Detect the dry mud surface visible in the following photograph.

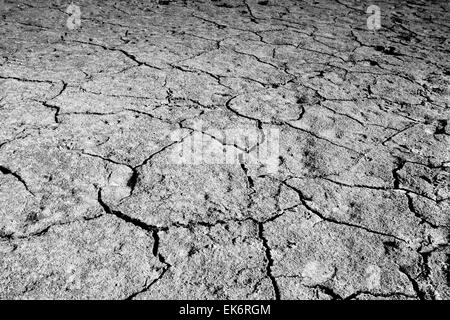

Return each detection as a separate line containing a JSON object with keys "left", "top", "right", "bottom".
{"left": 0, "top": 0, "right": 449, "bottom": 300}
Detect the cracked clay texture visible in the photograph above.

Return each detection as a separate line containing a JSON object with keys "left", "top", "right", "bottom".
{"left": 0, "top": 0, "right": 449, "bottom": 300}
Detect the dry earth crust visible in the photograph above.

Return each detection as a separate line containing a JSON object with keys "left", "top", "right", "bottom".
{"left": 0, "top": 0, "right": 449, "bottom": 300}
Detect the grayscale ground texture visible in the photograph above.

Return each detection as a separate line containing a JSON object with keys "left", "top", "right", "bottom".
{"left": 0, "top": 0, "right": 449, "bottom": 300}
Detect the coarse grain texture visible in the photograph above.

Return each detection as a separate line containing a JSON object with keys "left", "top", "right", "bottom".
{"left": 0, "top": 0, "right": 449, "bottom": 300}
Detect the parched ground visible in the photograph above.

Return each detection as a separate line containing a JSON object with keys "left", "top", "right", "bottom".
{"left": 0, "top": 0, "right": 449, "bottom": 300}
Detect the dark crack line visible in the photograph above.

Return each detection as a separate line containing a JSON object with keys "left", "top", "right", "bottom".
{"left": 308, "top": 284, "right": 343, "bottom": 300}
{"left": 135, "top": 134, "right": 192, "bottom": 169}
{"left": 97, "top": 188, "right": 160, "bottom": 233}
{"left": 283, "top": 121, "right": 364, "bottom": 156}
{"left": 97, "top": 189, "right": 170, "bottom": 291}
{"left": 69, "top": 40, "right": 162, "bottom": 70}
{"left": 0, "top": 75, "right": 55, "bottom": 85}
{"left": 0, "top": 215, "right": 104, "bottom": 241}
{"left": 406, "top": 193, "right": 443, "bottom": 229}
{"left": 125, "top": 266, "right": 170, "bottom": 300}
{"left": 398, "top": 266, "right": 427, "bottom": 300}
{"left": 321, "top": 177, "right": 448, "bottom": 204}
{"left": 344, "top": 290, "right": 416, "bottom": 300}
{"left": 0, "top": 165, "right": 34, "bottom": 196}
{"left": 181, "top": 125, "right": 252, "bottom": 153}
{"left": 41, "top": 101, "right": 61, "bottom": 123}
{"left": 282, "top": 181, "right": 408, "bottom": 243}
{"left": 50, "top": 80, "right": 68, "bottom": 100}
{"left": 382, "top": 124, "right": 416, "bottom": 146}
{"left": 257, "top": 222, "right": 280, "bottom": 300}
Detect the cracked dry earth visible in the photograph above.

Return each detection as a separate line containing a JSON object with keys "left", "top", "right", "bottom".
{"left": 0, "top": 0, "right": 449, "bottom": 300}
